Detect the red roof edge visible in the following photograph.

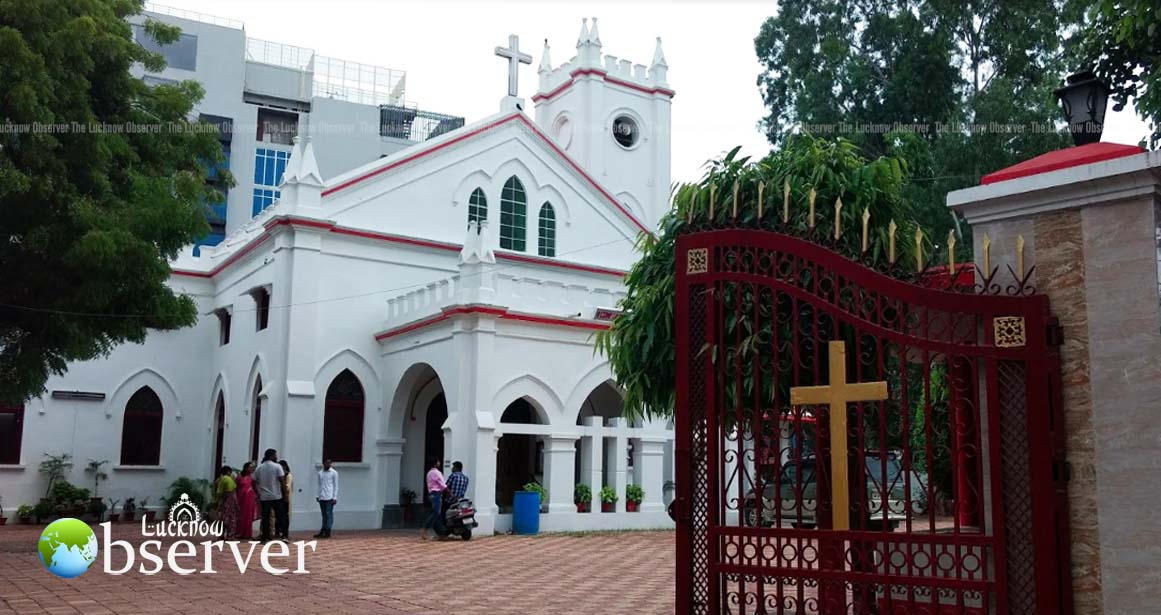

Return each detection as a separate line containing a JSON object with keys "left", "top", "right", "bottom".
{"left": 980, "top": 142, "right": 1145, "bottom": 185}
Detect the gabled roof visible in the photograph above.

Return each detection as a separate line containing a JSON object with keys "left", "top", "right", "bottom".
{"left": 321, "top": 111, "right": 652, "bottom": 235}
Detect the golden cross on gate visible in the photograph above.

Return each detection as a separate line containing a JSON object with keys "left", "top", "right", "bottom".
{"left": 789, "top": 341, "right": 888, "bottom": 531}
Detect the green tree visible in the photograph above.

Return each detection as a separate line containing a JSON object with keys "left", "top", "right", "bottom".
{"left": 755, "top": 0, "right": 1076, "bottom": 257}
{"left": 0, "top": 0, "right": 229, "bottom": 403}
{"left": 596, "top": 137, "right": 923, "bottom": 417}
{"left": 1081, "top": 0, "right": 1161, "bottom": 147}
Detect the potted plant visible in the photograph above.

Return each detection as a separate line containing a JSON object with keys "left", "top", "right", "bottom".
{"left": 399, "top": 488, "right": 417, "bottom": 522}
{"left": 32, "top": 498, "right": 54, "bottom": 523}
{"left": 574, "top": 484, "right": 592, "bottom": 513}
{"left": 84, "top": 459, "right": 109, "bottom": 502}
{"left": 17, "top": 504, "right": 34, "bottom": 524}
{"left": 626, "top": 484, "right": 644, "bottom": 512}
{"left": 122, "top": 498, "right": 136, "bottom": 523}
{"left": 38, "top": 453, "right": 73, "bottom": 500}
{"left": 522, "top": 482, "right": 548, "bottom": 513}
{"left": 87, "top": 497, "right": 107, "bottom": 522}
{"left": 141, "top": 497, "right": 156, "bottom": 523}
{"left": 599, "top": 486, "right": 618, "bottom": 512}
{"left": 107, "top": 498, "right": 121, "bottom": 523}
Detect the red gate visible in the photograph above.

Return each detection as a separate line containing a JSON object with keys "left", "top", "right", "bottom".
{"left": 674, "top": 230, "right": 1071, "bottom": 615}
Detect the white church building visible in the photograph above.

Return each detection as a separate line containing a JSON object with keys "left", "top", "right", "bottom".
{"left": 0, "top": 18, "right": 677, "bottom": 535}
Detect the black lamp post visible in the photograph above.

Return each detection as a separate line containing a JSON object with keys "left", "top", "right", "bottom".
{"left": 1054, "top": 70, "right": 1110, "bottom": 146}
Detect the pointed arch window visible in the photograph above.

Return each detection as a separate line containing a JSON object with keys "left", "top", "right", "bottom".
{"left": 323, "top": 370, "right": 365, "bottom": 462}
{"left": 468, "top": 187, "right": 488, "bottom": 227}
{"left": 250, "top": 376, "right": 263, "bottom": 462}
{"left": 500, "top": 176, "right": 527, "bottom": 251}
{"left": 121, "top": 387, "right": 163, "bottom": 466}
{"left": 538, "top": 203, "right": 556, "bottom": 257}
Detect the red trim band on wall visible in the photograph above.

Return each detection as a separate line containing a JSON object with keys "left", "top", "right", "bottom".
{"left": 531, "top": 68, "right": 676, "bottom": 103}
{"left": 172, "top": 217, "right": 630, "bottom": 280}
{"left": 374, "top": 305, "right": 609, "bottom": 341}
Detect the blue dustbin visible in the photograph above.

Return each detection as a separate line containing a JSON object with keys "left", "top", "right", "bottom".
{"left": 512, "top": 491, "right": 540, "bottom": 535}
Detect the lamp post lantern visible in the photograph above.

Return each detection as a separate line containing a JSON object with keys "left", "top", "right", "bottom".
{"left": 1054, "top": 70, "right": 1110, "bottom": 146}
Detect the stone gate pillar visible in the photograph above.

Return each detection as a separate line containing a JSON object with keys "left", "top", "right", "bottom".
{"left": 949, "top": 145, "right": 1161, "bottom": 615}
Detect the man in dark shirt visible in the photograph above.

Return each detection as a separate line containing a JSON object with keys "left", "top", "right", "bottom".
{"left": 446, "top": 461, "right": 469, "bottom": 500}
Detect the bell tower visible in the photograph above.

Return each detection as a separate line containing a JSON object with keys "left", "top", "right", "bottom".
{"left": 533, "top": 19, "right": 673, "bottom": 230}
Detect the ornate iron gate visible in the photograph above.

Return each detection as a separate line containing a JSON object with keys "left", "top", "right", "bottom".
{"left": 674, "top": 230, "right": 1071, "bottom": 615}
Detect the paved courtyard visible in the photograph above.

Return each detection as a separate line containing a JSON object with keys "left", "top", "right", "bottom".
{"left": 0, "top": 524, "right": 676, "bottom": 615}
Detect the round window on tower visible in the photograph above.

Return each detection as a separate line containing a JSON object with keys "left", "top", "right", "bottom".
{"left": 611, "top": 115, "right": 640, "bottom": 149}
{"left": 553, "top": 114, "right": 573, "bottom": 149}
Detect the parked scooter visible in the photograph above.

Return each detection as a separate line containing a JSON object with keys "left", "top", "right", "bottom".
{"left": 435, "top": 496, "right": 479, "bottom": 541}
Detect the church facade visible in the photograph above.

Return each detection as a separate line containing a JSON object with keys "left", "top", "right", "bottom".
{"left": 0, "top": 19, "right": 677, "bottom": 535}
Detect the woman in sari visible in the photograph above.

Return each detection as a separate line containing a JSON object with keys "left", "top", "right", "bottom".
{"left": 213, "top": 465, "right": 239, "bottom": 539}
{"left": 235, "top": 462, "right": 260, "bottom": 539}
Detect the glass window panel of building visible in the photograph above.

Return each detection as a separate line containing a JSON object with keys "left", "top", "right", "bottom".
{"left": 468, "top": 188, "right": 487, "bottom": 226}
{"left": 500, "top": 177, "right": 526, "bottom": 251}
{"left": 538, "top": 203, "right": 556, "bottom": 257}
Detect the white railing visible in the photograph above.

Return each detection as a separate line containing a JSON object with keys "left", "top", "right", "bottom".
{"left": 245, "top": 38, "right": 314, "bottom": 70}
{"left": 143, "top": 2, "right": 244, "bottom": 30}
{"left": 314, "top": 56, "right": 406, "bottom": 106}
{"left": 386, "top": 279, "right": 455, "bottom": 325}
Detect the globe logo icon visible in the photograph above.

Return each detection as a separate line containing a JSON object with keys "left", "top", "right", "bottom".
{"left": 37, "top": 518, "right": 98, "bottom": 579}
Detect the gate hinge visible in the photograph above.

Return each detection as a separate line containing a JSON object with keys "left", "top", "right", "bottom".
{"left": 1046, "top": 322, "right": 1064, "bottom": 347}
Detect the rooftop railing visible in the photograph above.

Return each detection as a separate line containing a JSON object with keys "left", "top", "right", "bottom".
{"left": 380, "top": 105, "right": 465, "bottom": 142}
{"left": 142, "top": 2, "right": 244, "bottom": 30}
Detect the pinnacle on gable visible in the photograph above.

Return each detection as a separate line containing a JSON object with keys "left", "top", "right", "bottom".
{"left": 576, "top": 18, "right": 589, "bottom": 47}
{"left": 651, "top": 36, "right": 668, "bottom": 68}
{"left": 588, "top": 17, "right": 601, "bottom": 46}
{"left": 538, "top": 39, "right": 552, "bottom": 73}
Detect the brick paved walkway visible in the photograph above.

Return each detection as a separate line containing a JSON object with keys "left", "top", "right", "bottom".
{"left": 0, "top": 524, "right": 676, "bottom": 615}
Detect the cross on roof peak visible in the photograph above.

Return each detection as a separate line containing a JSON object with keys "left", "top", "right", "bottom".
{"left": 495, "top": 34, "right": 532, "bottom": 98}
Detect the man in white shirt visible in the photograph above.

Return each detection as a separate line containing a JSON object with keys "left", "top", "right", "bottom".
{"left": 253, "top": 448, "right": 286, "bottom": 542}
{"left": 315, "top": 458, "right": 339, "bottom": 538}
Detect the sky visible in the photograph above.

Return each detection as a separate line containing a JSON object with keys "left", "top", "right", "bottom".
{"left": 155, "top": 0, "right": 1150, "bottom": 185}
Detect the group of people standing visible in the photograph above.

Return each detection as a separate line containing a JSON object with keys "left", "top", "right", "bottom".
{"left": 210, "top": 449, "right": 340, "bottom": 541}
{"left": 420, "top": 458, "right": 469, "bottom": 540}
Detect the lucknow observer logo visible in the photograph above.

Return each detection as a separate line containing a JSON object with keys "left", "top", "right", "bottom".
{"left": 38, "top": 493, "right": 316, "bottom": 578}
{"left": 38, "top": 518, "right": 98, "bottom": 579}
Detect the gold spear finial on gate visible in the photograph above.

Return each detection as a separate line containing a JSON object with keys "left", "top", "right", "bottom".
{"left": 757, "top": 181, "right": 765, "bottom": 219}
{"left": 1016, "top": 234, "right": 1026, "bottom": 277}
{"left": 888, "top": 219, "right": 898, "bottom": 264}
{"left": 982, "top": 233, "right": 991, "bottom": 272}
{"left": 861, "top": 208, "right": 871, "bottom": 253}
{"left": 833, "top": 197, "right": 844, "bottom": 240}
{"left": 731, "top": 181, "right": 739, "bottom": 221}
{"left": 808, "top": 187, "right": 817, "bottom": 228}
{"left": 708, "top": 183, "right": 716, "bottom": 220}
{"left": 948, "top": 230, "right": 957, "bottom": 276}
{"left": 782, "top": 179, "right": 791, "bottom": 223}
{"left": 915, "top": 227, "right": 925, "bottom": 273}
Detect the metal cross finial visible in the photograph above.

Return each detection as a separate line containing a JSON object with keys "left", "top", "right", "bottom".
{"left": 495, "top": 34, "right": 532, "bottom": 97}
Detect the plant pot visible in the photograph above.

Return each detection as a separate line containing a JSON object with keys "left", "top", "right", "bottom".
{"left": 108, "top": 514, "right": 121, "bottom": 523}
{"left": 575, "top": 503, "right": 590, "bottom": 513}
{"left": 19, "top": 515, "right": 32, "bottom": 525}
{"left": 627, "top": 501, "right": 639, "bottom": 512}
{"left": 601, "top": 502, "right": 615, "bottom": 513}
{"left": 0, "top": 517, "right": 7, "bottom": 525}
{"left": 143, "top": 511, "right": 156, "bottom": 523}
{"left": 123, "top": 512, "right": 135, "bottom": 523}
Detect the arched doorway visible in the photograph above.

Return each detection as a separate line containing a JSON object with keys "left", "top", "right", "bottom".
{"left": 497, "top": 398, "right": 542, "bottom": 511}
{"left": 212, "top": 392, "right": 225, "bottom": 472}
{"left": 576, "top": 381, "right": 630, "bottom": 493}
{"left": 424, "top": 393, "right": 447, "bottom": 472}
